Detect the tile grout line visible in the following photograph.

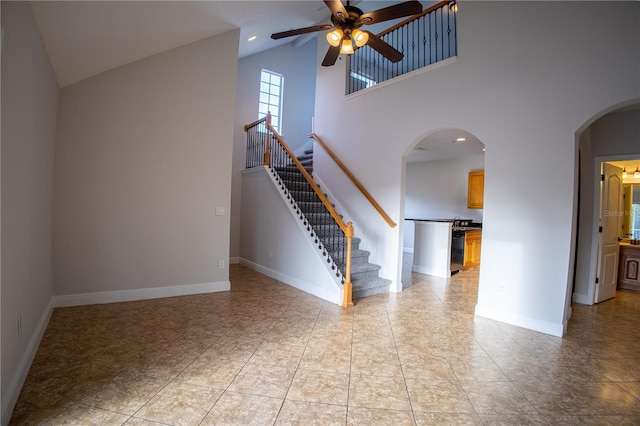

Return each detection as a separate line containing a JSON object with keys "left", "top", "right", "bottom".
{"left": 272, "top": 298, "right": 326, "bottom": 424}
{"left": 385, "top": 301, "right": 418, "bottom": 424}
{"left": 344, "top": 301, "right": 355, "bottom": 425}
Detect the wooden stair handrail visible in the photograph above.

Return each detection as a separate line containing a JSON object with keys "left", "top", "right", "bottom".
{"left": 244, "top": 115, "right": 354, "bottom": 306}
{"left": 262, "top": 121, "right": 354, "bottom": 307}
{"left": 310, "top": 133, "right": 397, "bottom": 228}
{"left": 243, "top": 116, "right": 267, "bottom": 132}
{"left": 376, "top": 0, "right": 453, "bottom": 39}
{"left": 269, "top": 126, "right": 350, "bottom": 236}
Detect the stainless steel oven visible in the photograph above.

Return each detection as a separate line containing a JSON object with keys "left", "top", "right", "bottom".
{"left": 451, "top": 229, "right": 465, "bottom": 271}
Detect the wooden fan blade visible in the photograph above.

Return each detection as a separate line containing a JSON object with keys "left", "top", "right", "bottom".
{"left": 271, "top": 24, "right": 333, "bottom": 40}
{"left": 322, "top": 45, "right": 341, "bottom": 67}
{"left": 358, "top": 1, "right": 422, "bottom": 25}
{"left": 363, "top": 31, "right": 403, "bottom": 63}
{"left": 324, "top": 0, "right": 348, "bottom": 22}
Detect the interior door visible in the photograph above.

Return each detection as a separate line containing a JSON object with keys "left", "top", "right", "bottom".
{"left": 595, "top": 163, "right": 623, "bottom": 303}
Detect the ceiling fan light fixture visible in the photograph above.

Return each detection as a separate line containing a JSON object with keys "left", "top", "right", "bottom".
{"left": 352, "top": 29, "right": 369, "bottom": 47}
{"left": 274, "top": 0, "right": 422, "bottom": 66}
{"left": 326, "top": 29, "right": 343, "bottom": 47}
{"left": 340, "top": 37, "right": 354, "bottom": 54}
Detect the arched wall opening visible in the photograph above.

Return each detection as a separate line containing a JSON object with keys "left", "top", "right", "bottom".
{"left": 571, "top": 100, "right": 640, "bottom": 312}
{"left": 399, "top": 128, "right": 486, "bottom": 289}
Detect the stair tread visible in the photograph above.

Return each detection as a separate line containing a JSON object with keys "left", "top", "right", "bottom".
{"left": 352, "top": 276, "right": 392, "bottom": 289}
{"left": 349, "top": 262, "right": 381, "bottom": 274}
{"left": 352, "top": 277, "right": 391, "bottom": 299}
{"left": 271, "top": 156, "right": 389, "bottom": 299}
{"left": 330, "top": 247, "right": 368, "bottom": 255}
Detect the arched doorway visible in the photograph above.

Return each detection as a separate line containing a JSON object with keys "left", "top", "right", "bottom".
{"left": 399, "top": 128, "right": 486, "bottom": 289}
{"left": 572, "top": 101, "right": 640, "bottom": 307}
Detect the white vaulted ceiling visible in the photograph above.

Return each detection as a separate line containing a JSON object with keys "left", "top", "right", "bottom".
{"left": 30, "top": 1, "right": 428, "bottom": 88}
{"left": 29, "top": 0, "right": 331, "bottom": 87}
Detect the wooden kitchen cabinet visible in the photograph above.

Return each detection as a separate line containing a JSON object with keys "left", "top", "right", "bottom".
{"left": 618, "top": 244, "right": 640, "bottom": 292}
{"left": 463, "top": 230, "right": 482, "bottom": 269}
{"left": 468, "top": 170, "right": 484, "bottom": 209}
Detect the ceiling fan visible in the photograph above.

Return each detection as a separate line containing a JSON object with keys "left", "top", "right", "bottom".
{"left": 271, "top": 0, "right": 422, "bottom": 67}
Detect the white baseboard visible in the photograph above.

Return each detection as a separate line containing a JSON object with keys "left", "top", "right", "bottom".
{"left": 474, "top": 303, "right": 565, "bottom": 337}
{"left": 412, "top": 264, "right": 451, "bottom": 278}
{"left": 239, "top": 258, "right": 341, "bottom": 305}
{"left": 54, "top": 280, "right": 230, "bottom": 307}
{"left": 1, "top": 298, "right": 55, "bottom": 426}
{"left": 572, "top": 292, "right": 593, "bottom": 305}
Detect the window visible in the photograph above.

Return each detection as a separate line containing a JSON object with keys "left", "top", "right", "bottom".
{"left": 349, "top": 70, "right": 376, "bottom": 89}
{"left": 258, "top": 69, "right": 284, "bottom": 133}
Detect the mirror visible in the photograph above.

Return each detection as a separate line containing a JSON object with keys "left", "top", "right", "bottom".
{"left": 623, "top": 184, "right": 632, "bottom": 238}
{"left": 623, "top": 184, "right": 640, "bottom": 239}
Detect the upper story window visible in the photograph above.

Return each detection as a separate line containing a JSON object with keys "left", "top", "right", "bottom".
{"left": 349, "top": 71, "right": 376, "bottom": 90}
{"left": 259, "top": 69, "right": 284, "bottom": 134}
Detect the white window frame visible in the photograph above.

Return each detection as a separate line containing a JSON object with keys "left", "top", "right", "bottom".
{"left": 349, "top": 70, "right": 376, "bottom": 89}
{"left": 258, "top": 69, "right": 284, "bottom": 134}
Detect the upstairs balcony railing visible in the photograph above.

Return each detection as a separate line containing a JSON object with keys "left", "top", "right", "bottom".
{"left": 347, "top": 0, "right": 457, "bottom": 94}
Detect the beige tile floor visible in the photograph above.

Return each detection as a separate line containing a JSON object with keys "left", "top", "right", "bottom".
{"left": 10, "top": 260, "right": 640, "bottom": 425}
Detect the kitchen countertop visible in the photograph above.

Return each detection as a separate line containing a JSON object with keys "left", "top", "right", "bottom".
{"left": 406, "top": 219, "right": 482, "bottom": 230}
{"left": 406, "top": 218, "right": 456, "bottom": 222}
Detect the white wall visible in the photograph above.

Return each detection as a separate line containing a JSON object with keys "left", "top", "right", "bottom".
{"left": 53, "top": 30, "right": 239, "bottom": 300}
{"left": 1, "top": 2, "right": 59, "bottom": 421}
{"left": 231, "top": 41, "right": 317, "bottom": 260}
{"left": 240, "top": 167, "right": 341, "bottom": 304}
{"left": 313, "top": 1, "right": 639, "bottom": 336}
{"left": 404, "top": 155, "right": 484, "bottom": 251}
{"left": 574, "top": 109, "right": 640, "bottom": 304}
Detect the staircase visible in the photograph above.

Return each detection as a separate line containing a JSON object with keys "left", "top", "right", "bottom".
{"left": 279, "top": 147, "right": 391, "bottom": 300}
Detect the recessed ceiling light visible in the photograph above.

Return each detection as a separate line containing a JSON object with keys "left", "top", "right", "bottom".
{"left": 455, "top": 137, "right": 466, "bottom": 142}
{"left": 248, "top": 35, "right": 257, "bottom": 42}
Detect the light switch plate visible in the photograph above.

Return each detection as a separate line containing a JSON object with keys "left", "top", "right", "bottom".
{"left": 215, "top": 206, "right": 225, "bottom": 216}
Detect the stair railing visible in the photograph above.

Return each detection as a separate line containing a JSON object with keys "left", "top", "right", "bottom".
{"left": 347, "top": 0, "right": 457, "bottom": 94}
{"left": 244, "top": 114, "right": 354, "bottom": 307}
{"left": 310, "top": 133, "right": 397, "bottom": 228}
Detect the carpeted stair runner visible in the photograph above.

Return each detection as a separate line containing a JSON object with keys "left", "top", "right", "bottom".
{"left": 272, "top": 147, "right": 390, "bottom": 299}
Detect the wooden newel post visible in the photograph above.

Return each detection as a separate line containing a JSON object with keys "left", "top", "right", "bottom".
{"left": 263, "top": 113, "right": 271, "bottom": 166}
{"left": 342, "top": 222, "right": 354, "bottom": 308}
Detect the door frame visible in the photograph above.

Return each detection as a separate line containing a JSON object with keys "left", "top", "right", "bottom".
{"left": 587, "top": 154, "right": 637, "bottom": 304}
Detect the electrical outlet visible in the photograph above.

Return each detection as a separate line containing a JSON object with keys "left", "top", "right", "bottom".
{"left": 17, "top": 314, "right": 22, "bottom": 334}
{"left": 219, "top": 260, "right": 225, "bottom": 269}
{"left": 215, "top": 206, "right": 225, "bottom": 216}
